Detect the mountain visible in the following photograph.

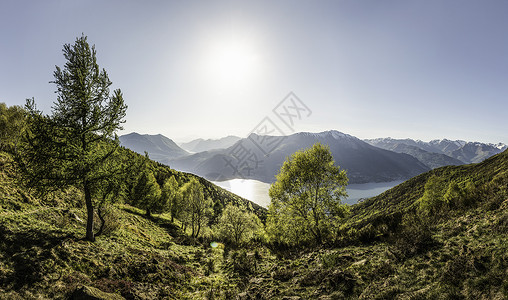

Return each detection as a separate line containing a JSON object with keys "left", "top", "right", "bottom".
{"left": 119, "top": 132, "right": 189, "bottom": 163}
{"left": 2, "top": 125, "right": 507, "bottom": 298}
{"left": 169, "top": 130, "right": 430, "bottom": 184}
{"left": 180, "top": 136, "right": 241, "bottom": 153}
{"left": 449, "top": 141, "right": 507, "bottom": 163}
{"left": 347, "top": 148, "right": 508, "bottom": 232}
{"left": 365, "top": 139, "right": 464, "bottom": 169}
{"left": 366, "top": 137, "right": 507, "bottom": 164}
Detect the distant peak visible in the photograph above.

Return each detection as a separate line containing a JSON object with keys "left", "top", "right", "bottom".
{"left": 296, "top": 130, "right": 357, "bottom": 141}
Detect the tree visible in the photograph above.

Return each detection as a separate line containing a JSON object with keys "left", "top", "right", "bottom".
{"left": 443, "top": 180, "right": 463, "bottom": 207}
{"left": 267, "top": 143, "right": 348, "bottom": 245}
{"left": 0, "top": 103, "right": 27, "bottom": 152}
{"left": 92, "top": 150, "right": 127, "bottom": 237}
{"left": 418, "top": 175, "right": 446, "bottom": 214}
{"left": 215, "top": 203, "right": 260, "bottom": 246}
{"left": 21, "top": 35, "right": 127, "bottom": 241}
{"left": 161, "top": 175, "right": 179, "bottom": 222}
{"left": 180, "top": 178, "right": 212, "bottom": 239}
{"left": 132, "top": 169, "right": 162, "bottom": 217}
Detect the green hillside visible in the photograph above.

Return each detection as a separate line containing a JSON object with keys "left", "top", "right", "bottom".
{"left": 347, "top": 148, "right": 508, "bottom": 230}
{"left": 1, "top": 96, "right": 507, "bottom": 298}
{"left": 216, "top": 149, "right": 508, "bottom": 299}
{"left": 2, "top": 143, "right": 507, "bottom": 298}
{"left": 0, "top": 144, "right": 265, "bottom": 299}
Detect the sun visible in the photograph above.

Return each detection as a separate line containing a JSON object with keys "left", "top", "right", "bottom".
{"left": 202, "top": 39, "right": 261, "bottom": 91}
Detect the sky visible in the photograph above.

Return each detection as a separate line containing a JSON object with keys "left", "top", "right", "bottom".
{"left": 1, "top": 0, "right": 507, "bottom": 144}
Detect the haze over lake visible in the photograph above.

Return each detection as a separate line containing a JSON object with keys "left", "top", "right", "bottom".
{"left": 213, "top": 179, "right": 404, "bottom": 208}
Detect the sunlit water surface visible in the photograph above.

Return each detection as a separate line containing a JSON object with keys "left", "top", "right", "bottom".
{"left": 212, "top": 179, "right": 404, "bottom": 208}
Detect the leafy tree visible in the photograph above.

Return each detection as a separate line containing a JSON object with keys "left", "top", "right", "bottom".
{"left": 267, "top": 143, "right": 348, "bottom": 245}
{"left": 180, "top": 178, "right": 212, "bottom": 238}
{"left": 161, "top": 175, "right": 179, "bottom": 222}
{"left": 171, "top": 190, "right": 185, "bottom": 224}
{"left": 443, "top": 180, "right": 463, "bottom": 207}
{"left": 0, "top": 103, "right": 27, "bottom": 152}
{"left": 418, "top": 175, "right": 446, "bottom": 214}
{"left": 215, "top": 204, "right": 261, "bottom": 246}
{"left": 20, "top": 35, "right": 127, "bottom": 241}
{"left": 132, "top": 169, "right": 161, "bottom": 217}
{"left": 462, "top": 179, "right": 478, "bottom": 207}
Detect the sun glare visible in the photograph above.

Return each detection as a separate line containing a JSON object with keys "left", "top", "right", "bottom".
{"left": 202, "top": 39, "right": 261, "bottom": 91}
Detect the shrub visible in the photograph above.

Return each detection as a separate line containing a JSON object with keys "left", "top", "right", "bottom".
{"left": 213, "top": 204, "right": 261, "bottom": 246}
{"left": 390, "top": 213, "right": 436, "bottom": 260}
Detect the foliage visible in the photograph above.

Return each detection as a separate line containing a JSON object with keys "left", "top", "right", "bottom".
{"left": 180, "top": 178, "right": 213, "bottom": 239}
{"left": 267, "top": 143, "right": 348, "bottom": 246}
{"left": 214, "top": 203, "right": 261, "bottom": 246}
{"left": 18, "top": 35, "right": 127, "bottom": 241}
{"left": 0, "top": 103, "right": 27, "bottom": 152}
{"left": 161, "top": 176, "right": 179, "bottom": 222}
{"left": 131, "top": 169, "right": 161, "bottom": 217}
{"left": 443, "top": 179, "right": 463, "bottom": 206}
{"left": 418, "top": 175, "right": 447, "bottom": 215}
{"left": 389, "top": 213, "right": 436, "bottom": 260}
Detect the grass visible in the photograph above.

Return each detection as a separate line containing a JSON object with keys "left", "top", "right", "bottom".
{"left": 1, "top": 149, "right": 507, "bottom": 299}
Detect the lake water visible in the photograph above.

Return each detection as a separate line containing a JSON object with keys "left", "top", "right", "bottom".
{"left": 212, "top": 179, "right": 404, "bottom": 208}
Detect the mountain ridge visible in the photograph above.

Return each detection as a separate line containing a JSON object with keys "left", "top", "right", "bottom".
{"left": 170, "top": 130, "right": 430, "bottom": 184}
{"left": 180, "top": 136, "right": 241, "bottom": 153}
{"left": 119, "top": 132, "right": 189, "bottom": 163}
{"left": 366, "top": 137, "right": 506, "bottom": 164}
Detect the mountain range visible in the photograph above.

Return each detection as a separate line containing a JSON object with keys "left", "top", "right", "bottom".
{"left": 179, "top": 136, "right": 241, "bottom": 153}
{"left": 119, "top": 131, "right": 507, "bottom": 184}
{"left": 168, "top": 130, "right": 429, "bottom": 183}
{"left": 366, "top": 137, "right": 507, "bottom": 164}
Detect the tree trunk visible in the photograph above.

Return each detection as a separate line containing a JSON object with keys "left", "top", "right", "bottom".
{"left": 84, "top": 181, "right": 95, "bottom": 242}
{"left": 95, "top": 205, "right": 105, "bottom": 237}
{"left": 195, "top": 221, "right": 201, "bottom": 239}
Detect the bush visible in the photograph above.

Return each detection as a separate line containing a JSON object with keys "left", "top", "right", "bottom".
{"left": 390, "top": 213, "right": 436, "bottom": 260}
{"left": 213, "top": 204, "right": 261, "bottom": 246}
{"left": 418, "top": 175, "right": 447, "bottom": 215}
{"left": 224, "top": 249, "right": 257, "bottom": 276}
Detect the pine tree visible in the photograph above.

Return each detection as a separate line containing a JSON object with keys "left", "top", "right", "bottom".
{"left": 132, "top": 170, "right": 161, "bottom": 217}
{"left": 21, "top": 35, "right": 127, "bottom": 241}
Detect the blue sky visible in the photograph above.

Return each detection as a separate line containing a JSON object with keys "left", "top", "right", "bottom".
{"left": 1, "top": 0, "right": 507, "bottom": 144}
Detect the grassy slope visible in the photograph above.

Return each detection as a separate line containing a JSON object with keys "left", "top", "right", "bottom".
{"left": 233, "top": 150, "right": 508, "bottom": 299}
{"left": 0, "top": 150, "right": 258, "bottom": 299}
{"left": 1, "top": 150, "right": 507, "bottom": 299}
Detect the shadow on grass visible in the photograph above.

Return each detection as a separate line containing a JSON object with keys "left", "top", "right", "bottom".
{"left": 120, "top": 206, "right": 185, "bottom": 241}
{"left": 0, "top": 224, "right": 76, "bottom": 289}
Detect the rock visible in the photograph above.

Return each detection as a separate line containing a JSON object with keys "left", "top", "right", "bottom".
{"left": 70, "top": 285, "right": 125, "bottom": 300}
{"left": 351, "top": 259, "right": 367, "bottom": 266}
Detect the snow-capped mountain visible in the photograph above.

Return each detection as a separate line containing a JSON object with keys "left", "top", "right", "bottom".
{"left": 365, "top": 138, "right": 507, "bottom": 164}
{"left": 169, "top": 130, "right": 429, "bottom": 184}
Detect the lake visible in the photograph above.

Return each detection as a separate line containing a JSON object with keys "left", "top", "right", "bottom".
{"left": 212, "top": 179, "right": 404, "bottom": 208}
